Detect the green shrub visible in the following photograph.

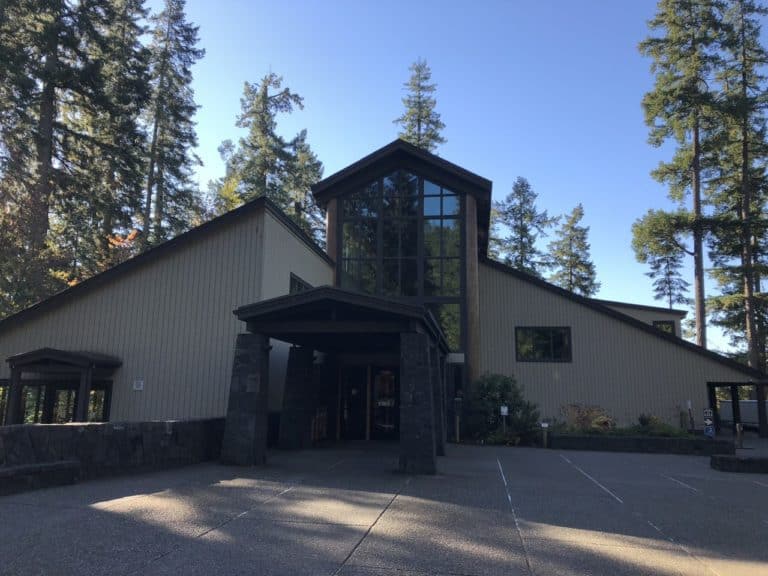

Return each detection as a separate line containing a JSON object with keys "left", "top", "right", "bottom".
{"left": 464, "top": 373, "right": 539, "bottom": 444}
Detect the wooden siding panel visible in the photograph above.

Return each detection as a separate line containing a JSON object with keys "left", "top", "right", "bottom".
{"left": 0, "top": 207, "right": 332, "bottom": 422}
{"left": 478, "top": 263, "right": 755, "bottom": 426}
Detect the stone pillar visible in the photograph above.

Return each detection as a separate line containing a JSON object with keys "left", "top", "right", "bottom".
{"left": 4, "top": 367, "right": 23, "bottom": 425}
{"left": 75, "top": 366, "right": 93, "bottom": 422}
{"left": 221, "top": 333, "right": 270, "bottom": 465}
{"left": 279, "top": 346, "right": 316, "bottom": 449}
{"left": 430, "top": 347, "right": 446, "bottom": 457}
{"left": 399, "top": 332, "right": 436, "bottom": 474}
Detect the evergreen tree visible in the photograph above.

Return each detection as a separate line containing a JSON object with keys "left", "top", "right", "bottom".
{"left": 212, "top": 73, "right": 325, "bottom": 242}
{"left": 633, "top": 208, "right": 694, "bottom": 308}
{"left": 57, "top": 0, "right": 150, "bottom": 280}
{"left": 143, "top": 0, "right": 204, "bottom": 246}
{"left": 548, "top": 204, "right": 600, "bottom": 297}
{"left": 705, "top": 0, "right": 768, "bottom": 369}
{"left": 490, "top": 177, "right": 555, "bottom": 276}
{"left": 283, "top": 129, "right": 325, "bottom": 245}
{"left": 0, "top": 0, "right": 119, "bottom": 306}
{"left": 393, "top": 58, "right": 446, "bottom": 153}
{"left": 639, "top": 0, "right": 725, "bottom": 348}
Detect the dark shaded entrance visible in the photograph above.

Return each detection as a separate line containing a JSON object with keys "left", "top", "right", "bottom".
{"left": 221, "top": 287, "right": 449, "bottom": 474}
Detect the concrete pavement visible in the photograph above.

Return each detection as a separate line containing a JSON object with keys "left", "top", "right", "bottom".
{"left": 1, "top": 444, "right": 766, "bottom": 575}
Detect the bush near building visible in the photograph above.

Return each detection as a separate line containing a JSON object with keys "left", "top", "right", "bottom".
{"left": 465, "top": 373, "right": 539, "bottom": 445}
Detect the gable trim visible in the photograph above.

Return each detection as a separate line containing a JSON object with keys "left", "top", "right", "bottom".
{"left": 0, "top": 197, "right": 332, "bottom": 335}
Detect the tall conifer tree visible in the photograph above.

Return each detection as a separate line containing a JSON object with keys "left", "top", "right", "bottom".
{"left": 143, "top": 0, "right": 204, "bottom": 246}
{"left": 548, "top": 204, "right": 600, "bottom": 297}
{"left": 490, "top": 177, "right": 555, "bottom": 277}
{"left": 705, "top": 0, "right": 768, "bottom": 369}
{"left": 394, "top": 59, "right": 446, "bottom": 153}
{"left": 638, "top": 0, "right": 724, "bottom": 348}
{"left": 212, "top": 73, "right": 324, "bottom": 242}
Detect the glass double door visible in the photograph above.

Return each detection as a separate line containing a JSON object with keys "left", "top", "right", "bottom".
{"left": 340, "top": 365, "right": 399, "bottom": 441}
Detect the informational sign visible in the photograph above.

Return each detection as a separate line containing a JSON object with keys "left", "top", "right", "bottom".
{"left": 500, "top": 405, "right": 508, "bottom": 416}
{"left": 132, "top": 379, "right": 144, "bottom": 391}
{"left": 703, "top": 408, "right": 715, "bottom": 438}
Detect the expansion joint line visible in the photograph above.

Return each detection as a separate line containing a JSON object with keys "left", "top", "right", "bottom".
{"left": 497, "top": 457, "right": 534, "bottom": 576}
{"left": 331, "top": 476, "right": 412, "bottom": 576}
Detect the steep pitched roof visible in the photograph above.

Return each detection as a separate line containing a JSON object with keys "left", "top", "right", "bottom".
{"left": 480, "top": 257, "right": 765, "bottom": 380}
{"left": 312, "top": 139, "right": 493, "bottom": 256}
{"left": 0, "top": 197, "right": 332, "bottom": 335}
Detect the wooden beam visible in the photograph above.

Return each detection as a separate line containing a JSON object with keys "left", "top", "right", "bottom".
{"left": 730, "top": 385, "right": 741, "bottom": 431}
{"left": 75, "top": 366, "right": 92, "bottom": 422}
{"left": 5, "top": 368, "right": 23, "bottom": 425}
{"left": 247, "top": 321, "right": 408, "bottom": 335}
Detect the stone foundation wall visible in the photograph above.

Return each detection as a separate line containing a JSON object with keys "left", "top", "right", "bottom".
{"left": 0, "top": 418, "right": 224, "bottom": 483}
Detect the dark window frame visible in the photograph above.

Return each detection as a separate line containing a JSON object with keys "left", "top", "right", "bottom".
{"left": 515, "top": 326, "right": 573, "bottom": 363}
{"left": 337, "top": 169, "right": 466, "bottom": 351}
{"left": 289, "top": 273, "right": 313, "bottom": 294}
{"left": 652, "top": 320, "right": 676, "bottom": 335}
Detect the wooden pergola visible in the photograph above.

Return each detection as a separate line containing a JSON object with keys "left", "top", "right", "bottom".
{"left": 4, "top": 348, "right": 121, "bottom": 425}
{"left": 707, "top": 381, "right": 768, "bottom": 438}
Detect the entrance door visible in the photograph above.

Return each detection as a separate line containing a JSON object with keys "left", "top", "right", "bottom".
{"left": 340, "top": 366, "right": 367, "bottom": 440}
{"left": 371, "top": 368, "right": 399, "bottom": 441}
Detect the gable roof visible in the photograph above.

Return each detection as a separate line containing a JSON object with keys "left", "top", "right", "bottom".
{"left": 480, "top": 257, "right": 765, "bottom": 380}
{"left": 0, "top": 197, "right": 332, "bottom": 335}
{"left": 312, "top": 139, "right": 493, "bottom": 256}
{"left": 7, "top": 348, "right": 121, "bottom": 370}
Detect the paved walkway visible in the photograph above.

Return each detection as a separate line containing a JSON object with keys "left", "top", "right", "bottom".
{"left": 1, "top": 444, "right": 767, "bottom": 575}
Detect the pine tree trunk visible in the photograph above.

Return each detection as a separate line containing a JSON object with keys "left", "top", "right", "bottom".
{"left": 30, "top": 9, "right": 60, "bottom": 284}
{"left": 736, "top": 10, "right": 760, "bottom": 370}
{"left": 692, "top": 117, "right": 706, "bottom": 348}
{"left": 152, "top": 130, "right": 166, "bottom": 241}
{"left": 143, "top": 16, "right": 172, "bottom": 248}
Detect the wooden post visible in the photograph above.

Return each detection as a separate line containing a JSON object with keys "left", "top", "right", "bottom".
{"left": 730, "top": 384, "right": 741, "bottom": 432}
{"left": 75, "top": 366, "right": 93, "bottom": 422}
{"left": 756, "top": 382, "right": 768, "bottom": 439}
{"left": 5, "top": 367, "right": 23, "bottom": 425}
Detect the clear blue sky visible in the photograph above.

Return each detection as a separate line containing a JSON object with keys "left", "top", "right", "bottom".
{"left": 159, "top": 0, "right": 764, "bottom": 351}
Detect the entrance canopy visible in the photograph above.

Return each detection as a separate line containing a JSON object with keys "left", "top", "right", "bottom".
{"left": 234, "top": 286, "right": 449, "bottom": 354}
{"left": 4, "top": 348, "right": 121, "bottom": 425}
{"left": 224, "top": 287, "right": 450, "bottom": 473}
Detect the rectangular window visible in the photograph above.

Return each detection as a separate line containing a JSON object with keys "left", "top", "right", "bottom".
{"left": 652, "top": 320, "right": 675, "bottom": 335}
{"left": 515, "top": 327, "right": 572, "bottom": 362}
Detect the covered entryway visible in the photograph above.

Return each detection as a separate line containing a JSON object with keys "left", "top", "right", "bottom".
{"left": 2, "top": 348, "right": 121, "bottom": 425}
{"left": 220, "top": 287, "right": 449, "bottom": 474}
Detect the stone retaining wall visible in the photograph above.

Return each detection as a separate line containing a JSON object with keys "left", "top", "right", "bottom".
{"left": 0, "top": 418, "right": 224, "bottom": 491}
{"left": 549, "top": 434, "right": 735, "bottom": 456}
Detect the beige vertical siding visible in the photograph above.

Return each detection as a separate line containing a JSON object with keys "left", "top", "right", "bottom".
{"left": 478, "top": 263, "right": 754, "bottom": 426}
{"left": 260, "top": 210, "right": 335, "bottom": 411}
{"left": 600, "top": 303, "right": 683, "bottom": 336}
{"left": 0, "top": 205, "right": 334, "bottom": 422}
